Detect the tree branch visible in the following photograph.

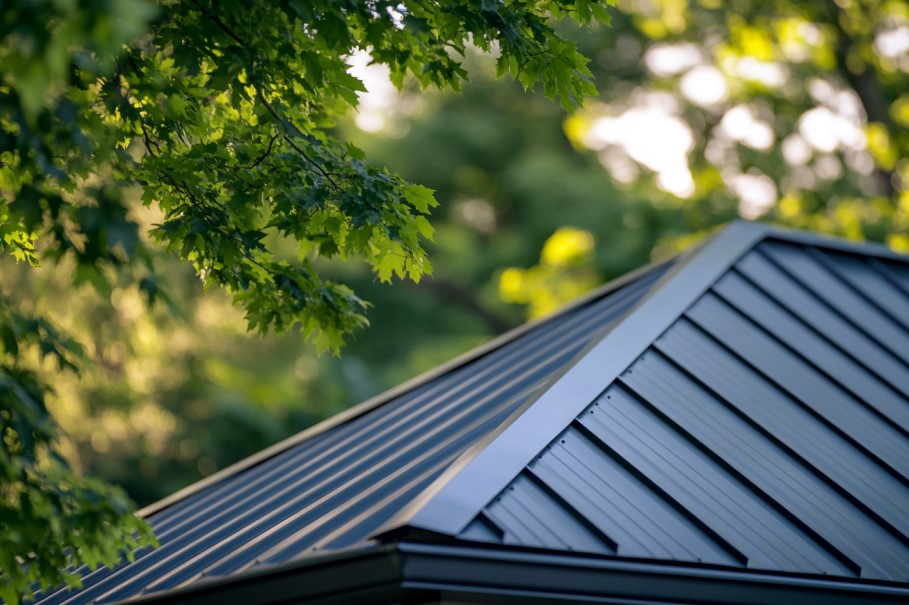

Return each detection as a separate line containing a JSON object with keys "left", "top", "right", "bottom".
{"left": 247, "top": 132, "right": 278, "bottom": 170}
{"left": 252, "top": 88, "right": 342, "bottom": 191}
{"left": 189, "top": 0, "right": 248, "bottom": 50}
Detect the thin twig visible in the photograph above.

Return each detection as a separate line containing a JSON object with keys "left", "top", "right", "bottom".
{"left": 254, "top": 89, "right": 341, "bottom": 190}
{"left": 247, "top": 132, "right": 278, "bottom": 169}
{"left": 190, "top": 0, "right": 249, "bottom": 50}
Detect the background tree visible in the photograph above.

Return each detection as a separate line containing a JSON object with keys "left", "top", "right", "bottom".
{"left": 0, "top": 0, "right": 614, "bottom": 602}
{"left": 358, "top": 0, "right": 907, "bottom": 321}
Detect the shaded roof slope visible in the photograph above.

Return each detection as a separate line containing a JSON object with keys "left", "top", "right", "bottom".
{"left": 381, "top": 223, "right": 909, "bottom": 584}
{"left": 34, "top": 246, "right": 675, "bottom": 605}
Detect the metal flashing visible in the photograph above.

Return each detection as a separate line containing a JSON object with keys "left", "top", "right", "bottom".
{"left": 377, "top": 221, "right": 773, "bottom": 538}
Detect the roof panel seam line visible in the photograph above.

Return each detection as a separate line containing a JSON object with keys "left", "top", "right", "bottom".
{"left": 868, "top": 257, "right": 909, "bottom": 297}
{"left": 673, "top": 315, "right": 909, "bottom": 525}
{"left": 693, "top": 291, "right": 909, "bottom": 457}
{"left": 568, "top": 413, "right": 750, "bottom": 566}
{"left": 756, "top": 246, "right": 909, "bottom": 374}
{"left": 615, "top": 372, "right": 864, "bottom": 577}
{"left": 371, "top": 220, "right": 774, "bottom": 540}
{"left": 724, "top": 266, "right": 909, "bottom": 431}
{"left": 807, "top": 247, "right": 909, "bottom": 335}
{"left": 521, "top": 465, "right": 620, "bottom": 553}
{"left": 746, "top": 247, "right": 909, "bottom": 402}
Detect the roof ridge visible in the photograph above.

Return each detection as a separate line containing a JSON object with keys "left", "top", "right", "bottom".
{"left": 373, "top": 220, "right": 773, "bottom": 539}
{"left": 137, "top": 241, "right": 676, "bottom": 518}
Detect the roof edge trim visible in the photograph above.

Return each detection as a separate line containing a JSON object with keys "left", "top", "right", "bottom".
{"left": 375, "top": 220, "right": 772, "bottom": 538}
{"left": 137, "top": 253, "right": 676, "bottom": 518}
{"left": 114, "top": 541, "right": 909, "bottom": 605}
{"left": 399, "top": 542, "right": 909, "bottom": 604}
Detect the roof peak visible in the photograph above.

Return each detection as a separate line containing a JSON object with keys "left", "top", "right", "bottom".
{"left": 375, "top": 221, "right": 774, "bottom": 539}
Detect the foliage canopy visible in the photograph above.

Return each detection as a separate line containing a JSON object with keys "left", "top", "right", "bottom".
{"left": 0, "top": 0, "right": 612, "bottom": 602}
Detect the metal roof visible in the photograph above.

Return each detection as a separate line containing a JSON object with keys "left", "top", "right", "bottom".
{"left": 33, "top": 221, "right": 909, "bottom": 604}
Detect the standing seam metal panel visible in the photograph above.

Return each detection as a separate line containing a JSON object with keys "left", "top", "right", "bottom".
{"left": 465, "top": 242, "right": 909, "bottom": 583}
{"left": 736, "top": 251, "right": 909, "bottom": 401}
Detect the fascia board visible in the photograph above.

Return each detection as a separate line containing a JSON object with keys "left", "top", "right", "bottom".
{"left": 397, "top": 542, "right": 909, "bottom": 605}
{"left": 374, "top": 221, "right": 773, "bottom": 539}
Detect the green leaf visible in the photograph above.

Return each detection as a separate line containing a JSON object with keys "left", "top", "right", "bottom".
{"left": 403, "top": 184, "right": 437, "bottom": 214}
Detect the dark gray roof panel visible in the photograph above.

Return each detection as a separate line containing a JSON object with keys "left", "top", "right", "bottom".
{"left": 762, "top": 243, "right": 909, "bottom": 359}
{"left": 734, "top": 250, "right": 909, "bottom": 402}
{"left": 712, "top": 270, "right": 909, "bottom": 433}
{"left": 647, "top": 328, "right": 909, "bottom": 579}
{"left": 586, "top": 384, "right": 846, "bottom": 573}
{"left": 464, "top": 237, "right": 909, "bottom": 583}
{"left": 881, "top": 259, "right": 909, "bottom": 293}
{"left": 484, "top": 472, "right": 618, "bottom": 554}
{"left": 35, "top": 257, "right": 672, "bottom": 605}
{"left": 525, "top": 423, "right": 746, "bottom": 565}
{"left": 817, "top": 251, "right": 909, "bottom": 332}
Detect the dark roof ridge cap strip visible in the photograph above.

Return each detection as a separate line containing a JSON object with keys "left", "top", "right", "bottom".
{"left": 761, "top": 224, "right": 909, "bottom": 263}
{"left": 136, "top": 242, "right": 677, "bottom": 519}
{"left": 372, "top": 220, "right": 774, "bottom": 540}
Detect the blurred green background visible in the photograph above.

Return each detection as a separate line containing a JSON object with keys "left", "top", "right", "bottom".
{"left": 8, "top": 0, "right": 907, "bottom": 507}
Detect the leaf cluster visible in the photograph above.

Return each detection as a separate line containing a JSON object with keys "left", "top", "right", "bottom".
{"left": 2, "top": 0, "right": 613, "bottom": 350}
{"left": 0, "top": 299, "right": 155, "bottom": 605}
